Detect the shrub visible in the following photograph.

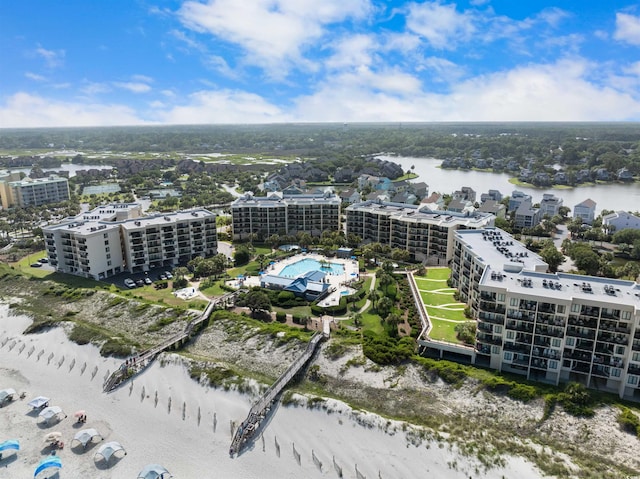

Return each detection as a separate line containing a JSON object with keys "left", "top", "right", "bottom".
{"left": 507, "top": 383, "right": 537, "bottom": 402}
{"left": 557, "top": 382, "right": 596, "bottom": 417}
{"left": 618, "top": 407, "right": 640, "bottom": 435}
{"left": 276, "top": 312, "right": 287, "bottom": 323}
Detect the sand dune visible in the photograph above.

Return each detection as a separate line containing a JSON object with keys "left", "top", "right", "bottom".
{"left": 0, "top": 305, "right": 544, "bottom": 478}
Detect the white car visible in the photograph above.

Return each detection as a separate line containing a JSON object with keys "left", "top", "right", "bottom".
{"left": 124, "top": 278, "right": 136, "bottom": 288}
{"left": 164, "top": 271, "right": 173, "bottom": 279}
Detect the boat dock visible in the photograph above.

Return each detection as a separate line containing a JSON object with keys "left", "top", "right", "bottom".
{"left": 103, "top": 290, "right": 244, "bottom": 392}
{"left": 229, "top": 331, "right": 326, "bottom": 456}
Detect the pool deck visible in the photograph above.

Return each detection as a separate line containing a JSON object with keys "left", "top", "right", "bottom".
{"left": 240, "top": 253, "right": 361, "bottom": 307}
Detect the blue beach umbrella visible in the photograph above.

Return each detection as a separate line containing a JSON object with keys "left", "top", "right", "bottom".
{"left": 0, "top": 439, "right": 20, "bottom": 454}
{"left": 34, "top": 455, "right": 62, "bottom": 477}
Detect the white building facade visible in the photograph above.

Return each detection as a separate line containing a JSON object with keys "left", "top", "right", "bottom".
{"left": 43, "top": 204, "right": 217, "bottom": 280}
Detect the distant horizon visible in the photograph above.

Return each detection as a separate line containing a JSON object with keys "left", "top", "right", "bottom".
{"left": 2, "top": 120, "right": 640, "bottom": 133}
{"left": 2, "top": 1, "right": 640, "bottom": 127}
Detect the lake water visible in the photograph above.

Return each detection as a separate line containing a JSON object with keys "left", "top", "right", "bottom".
{"left": 381, "top": 155, "right": 640, "bottom": 216}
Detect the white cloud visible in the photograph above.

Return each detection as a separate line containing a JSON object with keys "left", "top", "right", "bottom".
{"left": 81, "top": 82, "right": 111, "bottom": 95}
{"left": 204, "top": 55, "right": 239, "bottom": 79}
{"left": 177, "top": 0, "right": 371, "bottom": 75}
{"left": 35, "top": 45, "right": 65, "bottom": 68}
{"left": 405, "top": 1, "right": 475, "bottom": 49}
{"left": 113, "top": 82, "right": 152, "bottom": 93}
{"left": 623, "top": 61, "right": 640, "bottom": 77}
{"left": 614, "top": 13, "right": 640, "bottom": 45}
{"left": 325, "top": 34, "right": 375, "bottom": 70}
{"left": 418, "top": 56, "right": 465, "bottom": 82}
{"left": 0, "top": 93, "right": 148, "bottom": 128}
{"left": 156, "top": 89, "right": 287, "bottom": 123}
{"left": 291, "top": 59, "right": 640, "bottom": 121}
{"left": 132, "top": 74, "right": 154, "bottom": 83}
{"left": 25, "top": 72, "right": 47, "bottom": 82}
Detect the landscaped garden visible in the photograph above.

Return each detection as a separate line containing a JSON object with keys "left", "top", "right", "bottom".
{"left": 414, "top": 267, "right": 470, "bottom": 343}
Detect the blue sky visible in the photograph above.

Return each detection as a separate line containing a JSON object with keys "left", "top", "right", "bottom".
{"left": 2, "top": 0, "right": 640, "bottom": 127}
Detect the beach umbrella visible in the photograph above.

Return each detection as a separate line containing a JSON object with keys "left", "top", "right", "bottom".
{"left": 39, "top": 406, "right": 65, "bottom": 422}
{"left": 72, "top": 428, "right": 102, "bottom": 448}
{"left": 34, "top": 455, "right": 62, "bottom": 477}
{"left": 137, "top": 463, "right": 172, "bottom": 479}
{"left": 0, "top": 388, "right": 17, "bottom": 405}
{"left": 0, "top": 439, "right": 19, "bottom": 454}
{"left": 94, "top": 441, "right": 126, "bottom": 462}
{"left": 43, "top": 432, "right": 62, "bottom": 443}
{"left": 28, "top": 396, "right": 49, "bottom": 409}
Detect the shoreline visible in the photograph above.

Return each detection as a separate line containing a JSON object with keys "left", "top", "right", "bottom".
{"left": 0, "top": 305, "right": 545, "bottom": 479}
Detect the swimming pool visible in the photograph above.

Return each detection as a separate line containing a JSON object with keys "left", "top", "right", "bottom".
{"left": 278, "top": 258, "right": 345, "bottom": 277}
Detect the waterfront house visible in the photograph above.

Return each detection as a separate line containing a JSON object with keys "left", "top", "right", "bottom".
{"left": 602, "top": 211, "right": 640, "bottom": 232}
{"left": 573, "top": 199, "right": 596, "bottom": 225}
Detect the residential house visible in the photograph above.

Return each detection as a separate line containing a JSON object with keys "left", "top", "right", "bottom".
{"left": 508, "top": 190, "right": 532, "bottom": 213}
{"left": 478, "top": 200, "right": 506, "bottom": 219}
{"left": 602, "top": 211, "right": 640, "bottom": 232}
{"left": 480, "top": 189, "right": 503, "bottom": 203}
{"left": 573, "top": 199, "right": 596, "bottom": 225}
{"left": 539, "top": 193, "right": 563, "bottom": 218}
{"left": 618, "top": 168, "right": 634, "bottom": 182}
{"left": 339, "top": 188, "right": 361, "bottom": 204}
{"left": 452, "top": 186, "right": 476, "bottom": 203}
{"left": 514, "top": 199, "right": 541, "bottom": 229}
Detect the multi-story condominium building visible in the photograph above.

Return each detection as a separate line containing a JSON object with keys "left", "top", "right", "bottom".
{"left": 231, "top": 191, "right": 341, "bottom": 240}
{"left": 0, "top": 171, "right": 23, "bottom": 208}
{"left": 43, "top": 204, "right": 217, "bottom": 280}
{"left": 539, "top": 193, "right": 563, "bottom": 218}
{"left": 573, "top": 199, "right": 596, "bottom": 225}
{"left": 424, "top": 227, "right": 640, "bottom": 399}
{"left": 345, "top": 200, "right": 494, "bottom": 263}
{"left": 3, "top": 175, "right": 70, "bottom": 208}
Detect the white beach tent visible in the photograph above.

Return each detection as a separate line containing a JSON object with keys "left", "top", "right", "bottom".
{"left": 72, "top": 428, "right": 102, "bottom": 448}
{"left": 138, "top": 463, "right": 172, "bottom": 479}
{"left": 38, "top": 406, "right": 65, "bottom": 423}
{"left": 94, "top": 441, "right": 126, "bottom": 463}
{"left": 0, "top": 388, "right": 17, "bottom": 406}
{"left": 28, "top": 396, "right": 49, "bottom": 409}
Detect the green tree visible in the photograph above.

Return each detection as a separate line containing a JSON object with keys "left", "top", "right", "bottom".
{"left": 539, "top": 245, "right": 565, "bottom": 273}
{"left": 377, "top": 296, "right": 393, "bottom": 317}
{"left": 244, "top": 289, "right": 271, "bottom": 317}
{"left": 234, "top": 247, "right": 251, "bottom": 266}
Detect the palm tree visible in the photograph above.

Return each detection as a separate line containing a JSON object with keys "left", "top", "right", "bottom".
{"left": 367, "top": 290, "right": 381, "bottom": 311}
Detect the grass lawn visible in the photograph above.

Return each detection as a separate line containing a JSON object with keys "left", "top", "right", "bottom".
{"left": 414, "top": 267, "right": 467, "bottom": 344}
{"left": 359, "top": 311, "right": 384, "bottom": 334}
{"left": 271, "top": 305, "right": 312, "bottom": 317}
{"left": 199, "top": 280, "right": 229, "bottom": 296}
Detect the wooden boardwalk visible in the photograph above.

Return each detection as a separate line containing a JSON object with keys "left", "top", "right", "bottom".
{"left": 103, "top": 290, "right": 244, "bottom": 392}
{"left": 229, "top": 331, "right": 326, "bottom": 456}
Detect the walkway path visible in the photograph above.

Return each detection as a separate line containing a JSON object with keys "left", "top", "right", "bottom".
{"left": 333, "top": 273, "right": 376, "bottom": 320}
{"left": 230, "top": 331, "right": 326, "bottom": 456}
{"left": 103, "top": 290, "right": 243, "bottom": 392}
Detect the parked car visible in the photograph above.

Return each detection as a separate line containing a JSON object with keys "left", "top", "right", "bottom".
{"left": 30, "top": 262, "right": 42, "bottom": 268}
{"left": 144, "top": 277, "right": 153, "bottom": 285}
{"left": 159, "top": 274, "right": 167, "bottom": 281}
{"left": 135, "top": 279, "right": 144, "bottom": 287}
{"left": 164, "top": 271, "right": 173, "bottom": 279}
{"left": 38, "top": 257, "right": 49, "bottom": 263}
{"left": 124, "top": 278, "right": 136, "bottom": 288}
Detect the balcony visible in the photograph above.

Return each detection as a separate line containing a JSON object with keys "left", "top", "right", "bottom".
{"left": 566, "top": 327, "right": 595, "bottom": 339}
{"left": 478, "top": 312, "right": 505, "bottom": 325}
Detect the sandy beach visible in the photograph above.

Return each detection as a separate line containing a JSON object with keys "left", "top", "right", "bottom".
{"left": 0, "top": 304, "right": 545, "bottom": 479}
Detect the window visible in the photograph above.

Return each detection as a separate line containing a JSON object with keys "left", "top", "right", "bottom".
{"left": 107, "top": 260, "right": 111, "bottom": 266}
{"left": 491, "top": 345, "right": 500, "bottom": 354}
{"left": 504, "top": 352, "right": 513, "bottom": 361}
{"left": 510, "top": 298, "right": 519, "bottom": 307}
{"left": 571, "top": 304, "right": 580, "bottom": 313}
{"left": 106, "top": 254, "right": 111, "bottom": 259}
{"left": 494, "top": 325, "right": 502, "bottom": 334}
{"left": 628, "top": 375, "right": 638, "bottom": 385}
{"left": 506, "top": 331, "right": 515, "bottom": 340}
{"left": 622, "top": 311, "right": 631, "bottom": 320}
{"left": 566, "top": 337, "right": 575, "bottom": 346}
{"left": 105, "top": 247, "right": 110, "bottom": 253}
{"left": 104, "top": 240, "right": 109, "bottom": 246}
{"left": 497, "top": 294, "right": 505, "bottom": 302}
{"left": 633, "top": 352, "right": 640, "bottom": 363}
{"left": 557, "top": 305, "right": 565, "bottom": 314}
{"left": 552, "top": 338, "right": 561, "bottom": 348}
{"left": 103, "top": 233, "right": 108, "bottom": 239}
{"left": 549, "top": 360, "right": 558, "bottom": 369}
{"left": 611, "top": 368, "right": 621, "bottom": 378}
{"left": 617, "top": 346, "right": 626, "bottom": 355}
